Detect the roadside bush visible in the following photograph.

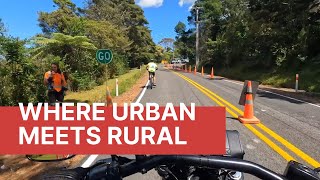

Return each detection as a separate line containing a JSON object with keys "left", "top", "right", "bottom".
{"left": 69, "top": 71, "right": 97, "bottom": 92}
{"left": 108, "top": 54, "right": 129, "bottom": 79}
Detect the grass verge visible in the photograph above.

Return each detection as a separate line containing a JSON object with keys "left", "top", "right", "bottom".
{"left": 64, "top": 67, "right": 146, "bottom": 104}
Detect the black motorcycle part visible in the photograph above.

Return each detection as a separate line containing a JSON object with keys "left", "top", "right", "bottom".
{"left": 284, "top": 161, "right": 320, "bottom": 180}
{"left": 37, "top": 167, "right": 87, "bottom": 180}
{"left": 225, "top": 130, "right": 245, "bottom": 159}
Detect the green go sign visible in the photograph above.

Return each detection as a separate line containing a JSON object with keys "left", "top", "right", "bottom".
{"left": 96, "top": 49, "right": 113, "bottom": 64}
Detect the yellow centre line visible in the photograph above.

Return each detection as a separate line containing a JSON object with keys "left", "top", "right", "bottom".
{"left": 172, "top": 70, "right": 320, "bottom": 168}
{"left": 173, "top": 72, "right": 295, "bottom": 162}
{"left": 256, "top": 123, "right": 320, "bottom": 168}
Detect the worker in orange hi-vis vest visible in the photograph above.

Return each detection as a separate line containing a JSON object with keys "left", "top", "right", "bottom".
{"left": 44, "top": 62, "right": 68, "bottom": 106}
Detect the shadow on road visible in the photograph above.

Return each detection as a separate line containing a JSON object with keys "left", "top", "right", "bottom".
{"left": 140, "top": 85, "right": 157, "bottom": 89}
{"left": 256, "top": 90, "right": 305, "bottom": 104}
{"left": 205, "top": 77, "right": 225, "bottom": 81}
{"left": 227, "top": 117, "right": 240, "bottom": 121}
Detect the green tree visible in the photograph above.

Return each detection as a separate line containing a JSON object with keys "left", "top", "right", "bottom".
{"left": 85, "top": 0, "right": 156, "bottom": 67}
{"left": 0, "top": 18, "right": 7, "bottom": 59}
{"left": 175, "top": 21, "right": 186, "bottom": 38}
{"left": 84, "top": 20, "right": 131, "bottom": 52}
{"left": 38, "top": 0, "right": 84, "bottom": 35}
{"left": 154, "top": 45, "right": 165, "bottom": 61}
{"left": 0, "top": 37, "right": 44, "bottom": 105}
{"left": 173, "top": 22, "right": 196, "bottom": 63}
{"left": 31, "top": 33, "right": 98, "bottom": 91}
{"left": 32, "top": 33, "right": 96, "bottom": 61}
{"left": 176, "top": 0, "right": 320, "bottom": 91}
{"left": 0, "top": 18, "right": 6, "bottom": 36}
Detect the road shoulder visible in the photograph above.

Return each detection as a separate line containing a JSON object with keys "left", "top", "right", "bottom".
{"left": 213, "top": 75, "right": 320, "bottom": 105}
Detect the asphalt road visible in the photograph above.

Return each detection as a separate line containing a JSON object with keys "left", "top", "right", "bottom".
{"left": 79, "top": 64, "right": 320, "bottom": 179}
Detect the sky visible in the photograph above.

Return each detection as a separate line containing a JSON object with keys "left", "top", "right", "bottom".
{"left": 0, "top": 0, "right": 196, "bottom": 44}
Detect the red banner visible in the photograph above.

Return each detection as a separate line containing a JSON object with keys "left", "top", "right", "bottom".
{"left": 0, "top": 104, "right": 226, "bottom": 155}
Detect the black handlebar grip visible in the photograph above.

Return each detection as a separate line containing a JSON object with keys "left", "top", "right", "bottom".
{"left": 37, "top": 167, "right": 88, "bottom": 180}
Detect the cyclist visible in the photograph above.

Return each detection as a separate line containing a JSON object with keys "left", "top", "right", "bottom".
{"left": 44, "top": 62, "right": 68, "bottom": 106}
{"left": 146, "top": 61, "right": 158, "bottom": 85}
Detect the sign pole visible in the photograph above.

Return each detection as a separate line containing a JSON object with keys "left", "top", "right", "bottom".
{"left": 96, "top": 49, "right": 113, "bottom": 105}
{"left": 106, "top": 64, "right": 108, "bottom": 87}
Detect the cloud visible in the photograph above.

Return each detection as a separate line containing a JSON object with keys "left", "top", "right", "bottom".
{"left": 178, "top": 0, "right": 196, "bottom": 7}
{"left": 188, "top": 3, "right": 195, "bottom": 11}
{"left": 136, "top": 0, "right": 164, "bottom": 8}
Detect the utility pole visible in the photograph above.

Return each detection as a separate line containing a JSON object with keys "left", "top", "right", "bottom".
{"left": 194, "top": 6, "right": 201, "bottom": 67}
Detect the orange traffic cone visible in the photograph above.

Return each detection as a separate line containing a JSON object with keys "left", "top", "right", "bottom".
{"left": 211, "top": 67, "right": 214, "bottom": 79}
{"left": 238, "top": 81, "right": 260, "bottom": 124}
{"left": 194, "top": 66, "right": 197, "bottom": 75}
{"left": 201, "top": 66, "right": 204, "bottom": 76}
{"left": 106, "top": 86, "right": 113, "bottom": 107}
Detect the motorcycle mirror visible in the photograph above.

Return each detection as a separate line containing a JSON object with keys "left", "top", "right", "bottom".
{"left": 26, "top": 154, "right": 75, "bottom": 162}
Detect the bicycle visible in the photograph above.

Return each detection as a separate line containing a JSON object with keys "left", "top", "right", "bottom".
{"left": 148, "top": 72, "right": 154, "bottom": 89}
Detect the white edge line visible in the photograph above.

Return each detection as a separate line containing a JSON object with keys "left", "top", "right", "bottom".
{"left": 80, "top": 80, "right": 150, "bottom": 168}
{"left": 136, "top": 80, "right": 150, "bottom": 103}
{"left": 223, "top": 80, "right": 320, "bottom": 108}
{"left": 260, "top": 89, "right": 320, "bottom": 108}
{"left": 81, "top": 155, "right": 99, "bottom": 168}
{"left": 223, "top": 79, "right": 243, "bottom": 85}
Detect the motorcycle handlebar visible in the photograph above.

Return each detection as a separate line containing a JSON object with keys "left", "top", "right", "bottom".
{"left": 85, "top": 155, "right": 287, "bottom": 180}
